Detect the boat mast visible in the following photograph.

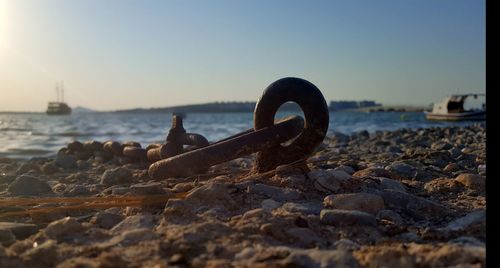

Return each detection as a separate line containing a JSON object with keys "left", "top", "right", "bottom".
{"left": 56, "top": 82, "right": 60, "bottom": 102}
{"left": 61, "top": 81, "right": 64, "bottom": 102}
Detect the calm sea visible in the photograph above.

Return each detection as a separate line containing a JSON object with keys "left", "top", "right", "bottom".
{"left": 0, "top": 111, "right": 481, "bottom": 159}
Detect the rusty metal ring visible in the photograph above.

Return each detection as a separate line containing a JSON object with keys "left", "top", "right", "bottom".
{"left": 181, "top": 133, "right": 209, "bottom": 147}
{"left": 148, "top": 115, "right": 304, "bottom": 179}
{"left": 253, "top": 77, "right": 329, "bottom": 172}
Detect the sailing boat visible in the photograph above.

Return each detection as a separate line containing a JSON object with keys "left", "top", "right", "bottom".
{"left": 46, "top": 81, "right": 72, "bottom": 115}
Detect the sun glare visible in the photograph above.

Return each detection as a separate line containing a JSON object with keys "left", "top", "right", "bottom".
{"left": 0, "top": 0, "right": 10, "bottom": 46}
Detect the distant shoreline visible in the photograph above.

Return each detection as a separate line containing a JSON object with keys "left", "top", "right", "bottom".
{"left": 0, "top": 102, "right": 428, "bottom": 114}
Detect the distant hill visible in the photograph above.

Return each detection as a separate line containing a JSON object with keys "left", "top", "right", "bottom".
{"left": 113, "top": 101, "right": 302, "bottom": 114}
{"left": 72, "top": 106, "right": 97, "bottom": 113}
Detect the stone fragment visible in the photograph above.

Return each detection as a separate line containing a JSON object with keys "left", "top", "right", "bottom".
{"left": 334, "top": 165, "right": 355, "bottom": 175}
{"left": 20, "top": 239, "right": 58, "bottom": 267}
{"left": 281, "top": 202, "right": 323, "bottom": 215}
{"left": 65, "top": 184, "right": 90, "bottom": 196}
{"left": 455, "top": 173, "right": 485, "bottom": 191}
{"left": 320, "top": 209, "right": 377, "bottom": 227}
{"left": 111, "top": 214, "right": 154, "bottom": 234}
{"left": 41, "top": 162, "right": 59, "bottom": 174}
{"left": 130, "top": 182, "right": 165, "bottom": 195}
{"left": 376, "top": 209, "right": 404, "bottom": 225}
{"left": 16, "top": 163, "right": 41, "bottom": 174}
{"left": 334, "top": 239, "right": 361, "bottom": 251}
{"left": 281, "top": 248, "right": 361, "bottom": 268}
{"left": 377, "top": 177, "right": 406, "bottom": 192}
{"left": 323, "top": 193, "right": 384, "bottom": 215}
{"left": 309, "top": 169, "right": 351, "bottom": 193}
{"left": 385, "top": 162, "right": 417, "bottom": 179}
{"left": 261, "top": 199, "right": 282, "bottom": 212}
{"left": 286, "top": 227, "right": 324, "bottom": 246}
{"left": 7, "top": 175, "right": 53, "bottom": 196}
{"left": 353, "top": 167, "right": 393, "bottom": 179}
{"left": 0, "top": 229, "right": 16, "bottom": 246}
{"left": 44, "top": 217, "right": 84, "bottom": 239}
{"left": 55, "top": 154, "right": 77, "bottom": 169}
{"left": 375, "top": 189, "right": 448, "bottom": 219}
{"left": 90, "top": 212, "right": 124, "bottom": 229}
{"left": 247, "top": 183, "right": 302, "bottom": 202}
{"left": 444, "top": 210, "right": 485, "bottom": 232}
{"left": 443, "top": 163, "right": 460, "bottom": 172}
{"left": 100, "top": 167, "right": 133, "bottom": 186}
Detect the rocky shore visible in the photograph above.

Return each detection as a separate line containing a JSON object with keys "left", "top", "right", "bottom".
{"left": 0, "top": 124, "right": 486, "bottom": 267}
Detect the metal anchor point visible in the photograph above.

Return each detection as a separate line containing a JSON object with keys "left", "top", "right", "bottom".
{"left": 148, "top": 77, "right": 329, "bottom": 179}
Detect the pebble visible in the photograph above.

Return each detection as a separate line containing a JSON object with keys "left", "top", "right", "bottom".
{"left": 7, "top": 175, "right": 53, "bottom": 196}
{"left": 55, "top": 154, "right": 78, "bottom": 169}
{"left": 423, "top": 178, "right": 463, "bottom": 193}
{"left": 261, "top": 199, "right": 282, "bottom": 212}
{"left": 309, "top": 169, "right": 351, "bottom": 193}
{"left": 103, "top": 228, "right": 158, "bottom": 247}
{"left": 111, "top": 186, "right": 130, "bottom": 195}
{"left": 65, "top": 184, "right": 91, "bottom": 196}
{"left": 247, "top": 183, "right": 302, "bottom": 202}
{"left": 444, "top": 210, "right": 485, "bottom": 232}
{"left": 286, "top": 227, "right": 324, "bottom": 246}
{"left": 477, "top": 164, "right": 486, "bottom": 175}
{"left": 20, "top": 239, "right": 58, "bottom": 267}
{"left": 385, "top": 162, "right": 416, "bottom": 179}
{"left": 374, "top": 189, "right": 448, "bottom": 219}
{"left": 376, "top": 177, "right": 406, "bottom": 192}
{"left": 67, "top": 140, "right": 84, "bottom": 152}
{"left": 100, "top": 167, "right": 133, "bottom": 186}
{"left": 280, "top": 248, "right": 361, "bottom": 268}
{"left": 443, "top": 163, "right": 460, "bottom": 172}
{"left": 323, "top": 193, "right": 384, "bottom": 215}
{"left": 281, "top": 202, "right": 323, "bottom": 215}
{"left": 171, "top": 182, "right": 195, "bottom": 193}
{"left": 0, "top": 229, "right": 16, "bottom": 246}
{"left": 376, "top": 209, "right": 404, "bottom": 225}
{"left": 334, "top": 239, "right": 361, "bottom": 251}
{"left": 83, "top": 140, "right": 104, "bottom": 152}
{"left": 90, "top": 212, "right": 124, "bottom": 229}
{"left": 352, "top": 167, "right": 393, "bottom": 179}
{"left": 449, "top": 236, "right": 485, "bottom": 247}
{"left": 334, "top": 165, "right": 355, "bottom": 175}
{"left": 41, "top": 162, "right": 59, "bottom": 174}
{"left": 16, "top": 163, "right": 41, "bottom": 174}
{"left": 130, "top": 182, "right": 166, "bottom": 195}
{"left": 44, "top": 217, "right": 85, "bottom": 239}
{"left": 320, "top": 209, "right": 377, "bottom": 227}
{"left": 455, "top": 173, "right": 485, "bottom": 191}
{"left": 111, "top": 214, "right": 154, "bottom": 234}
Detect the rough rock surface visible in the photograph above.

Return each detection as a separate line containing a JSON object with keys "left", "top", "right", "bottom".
{"left": 7, "top": 175, "right": 53, "bottom": 196}
{"left": 0, "top": 124, "right": 486, "bottom": 267}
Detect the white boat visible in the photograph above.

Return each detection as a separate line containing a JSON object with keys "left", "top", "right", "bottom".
{"left": 425, "top": 94, "right": 485, "bottom": 121}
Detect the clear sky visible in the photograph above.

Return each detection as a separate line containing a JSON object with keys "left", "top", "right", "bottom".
{"left": 0, "top": 0, "right": 485, "bottom": 111}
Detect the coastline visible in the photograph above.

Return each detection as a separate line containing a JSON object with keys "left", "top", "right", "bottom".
{"left": 0, "top": 124, "right": 485, "bottom": 267}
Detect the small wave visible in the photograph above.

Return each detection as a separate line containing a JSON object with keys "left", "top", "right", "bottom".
{"left": 57, "top": 131, "right": 91, "bottom": 137}
{"left": 0, "top": 127, "right": 32, "bottom": 132}
{"left": 6, "top": 148, "right": 53, "bottom": 156}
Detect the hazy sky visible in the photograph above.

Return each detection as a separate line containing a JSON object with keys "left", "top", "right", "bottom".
{"left": 0, "top": 0, "right": 485, "bottom": 111}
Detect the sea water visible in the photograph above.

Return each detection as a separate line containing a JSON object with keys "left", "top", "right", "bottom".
{"left": 0, "top": 111, "right": 481, "bottom": 159}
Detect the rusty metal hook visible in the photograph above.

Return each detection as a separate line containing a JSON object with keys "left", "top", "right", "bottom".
{"left": 147, "top": 77, "right": 329, "bottom": 179}
{"left": 148, "top": 115, "right": 304, "bottom": 178}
